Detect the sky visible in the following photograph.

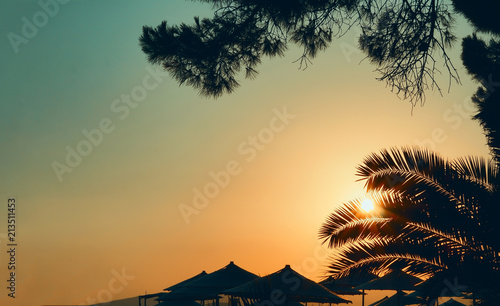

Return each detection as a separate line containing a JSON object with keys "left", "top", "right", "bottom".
{"left": 0, "top": 1, "right": 489, "bottom": 305}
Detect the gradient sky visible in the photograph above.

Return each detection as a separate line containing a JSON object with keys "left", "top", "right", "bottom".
{"left": 0, "top": 1, "right": 489, "bottom": 305}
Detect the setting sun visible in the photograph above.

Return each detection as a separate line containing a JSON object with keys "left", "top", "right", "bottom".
{"left": 361, "top": 198, "right": 374, "bottom": 212}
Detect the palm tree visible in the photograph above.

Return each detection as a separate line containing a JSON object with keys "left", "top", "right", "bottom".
{"left": 319, "top": 146, "right": 500, "bottom": 303}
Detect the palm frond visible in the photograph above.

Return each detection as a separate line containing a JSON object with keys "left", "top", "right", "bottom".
{"left": 357, "top": 146, "right": 447, "bottom": 182}
{"left": 402, "top": 222, "right": 469, "bottom": 249}
{"left": 319, "top": 198, "right": 391, "bottom": 247}
{"left": 359, "top": 166, "right": 492, "bottom": 246}
{"left": 453, "top": 155, "right": 498, "bottom": 190}
{"left": 326, "top": 238, "right": 445, "bottom": 279}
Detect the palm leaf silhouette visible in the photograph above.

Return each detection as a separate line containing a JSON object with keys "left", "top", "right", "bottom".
{"left": 320, "top": 146, "right": 500, "bottom": 301}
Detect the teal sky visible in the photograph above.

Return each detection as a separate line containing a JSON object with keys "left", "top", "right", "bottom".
{"left": 0, "top": 1, "right": 487, "bottom": 305}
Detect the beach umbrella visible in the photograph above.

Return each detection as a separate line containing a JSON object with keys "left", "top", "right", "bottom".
{"left": 355, "top": 270, "right": 423, "bottom": 291}
{"left": 320, "top": 284, "right": 364, "bottom": 296}
{"left": 355, "top": 270, "right": 422, "bottom": 306}
{"left": 158, "top": 261, "right": 258, "bottom": 302}
{"left": 328, "top": 272, "right": 379, "bottom": 287}
{"left": 320, "top": 274, "right": 374, "bottom": 296}
{"left": 165, "top": 271, "right": 208, "bottom": 291}
{"left": 139, "top": 272, "right": 210, "bottom": 306}
{"left": 368, "top": 291, "right": 421, "bottom": 306}
{"left": 439, "top": 298, "right": 467, "bottom": 306}
{"left": 405, "top": 289, "right": 465, "bottom": 306}
{"left": 223, "top": 265, "right": 351, "bottom": 304}
{"left": 319, "top": 279, "right": 364, "bottom": 295}
{"left": 181, "top": 261, "right": 259, "bottom": 292}
{"left": 414, "top": 274, "right": 468, "bottom": 299}
{"left": 322, "top": 272, "right": 378, "bottom": 306}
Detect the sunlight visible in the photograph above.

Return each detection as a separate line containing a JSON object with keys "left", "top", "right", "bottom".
{"left": 361, "top": 198, "right": 374, "bottom": 212}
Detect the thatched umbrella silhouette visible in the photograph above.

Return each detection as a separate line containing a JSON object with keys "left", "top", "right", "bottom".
{"left": 183, "top": 261, "right": 258, "bottom": 291}
{"left": 406, "top": 289, "right": 467, "bottom": 306}
{"left": 139, "top": 271, "right": 208, "bottom": 306}
{"left": 355, "top": 270, "right": 422, "bottom": 306}
{"left": 356, "top": 270, "right": 422, "bottom": 291}
{"left": 320, "top": 272, "right": 376, "bottom": 302}
{"left": 328, "top": 272, "right": 379, "bottom": 288}
{"left": 439, "top": 298, "right": 467, "bottom": 306}
{"left": 319, "top": 283, "right": 364, "bottom": 296}
{"left": 368, "top": 291, "right": 421, "bottom": 306}
{"left": 158, "top": 261, "right": 259, "bottom": 305}
{"left": 156, "top": 286, "right": 221, "bottom": 302}
{"left": 322, "top": 271, "right": 378, "bottom": 306}
{"left": 413, "top": 274, "right": 468, "bottom": 299}
{"left": 223, "top": 265, "right": 351, "bottom": 305}
{"left": 319, "top": 278, "right": 364, "bottom": 295}
{"left": 165, "top": 271, "right": 208, "bottom": 291}
{"left": 412, "top": 272, "right": 471, "bottom": 306}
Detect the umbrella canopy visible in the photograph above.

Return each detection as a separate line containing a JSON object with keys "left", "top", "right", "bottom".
{"left": 355, "top": 270, "right": 423, "bottom": 291}
{"left": 406, "top": 289, "right": 464, "bottom": 302}
{"left": 159, "top": 261, "right": 258, "bottom": 301}
{"left": 157, "top": 287, "right": 221, "bottom": 301}
{"left": 140, "top": 271, "right": 208, "bottom": 304}
{"left": 224, "top": 265, "right": 351, "bottom": 304}
{"left": 165, "top": 271, "right": 208, "bottom": 291}
{"left": 440, "top": 298, "right": 467, "bottom": 306}
{"left": 324, "top": 286, "right": 364, "bottom": 296}
{"left": 368, "top": 291, "right": 421, "bottom": 306}
{"left": 183, "top": 261, "right": 259, "bottom": 291}
{"left": 326, "top": 272, "right": 379, "bottom": 288}
{"left": 320, "top": 272, "right": 376, "bottom": 295}
{"left": 319, "top": 281, "right": 364, "bottom": 296}
{"left": 414, "top": 275, "right": 468, "bottom": 298}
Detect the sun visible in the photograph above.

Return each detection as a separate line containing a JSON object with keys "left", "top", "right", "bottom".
{"left": 360, "top": 198, "right": 374, "bottom": 212}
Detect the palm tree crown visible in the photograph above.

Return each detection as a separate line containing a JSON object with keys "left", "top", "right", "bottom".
{"left": 319, "top": 146, "right": 500, "bottom": 301}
